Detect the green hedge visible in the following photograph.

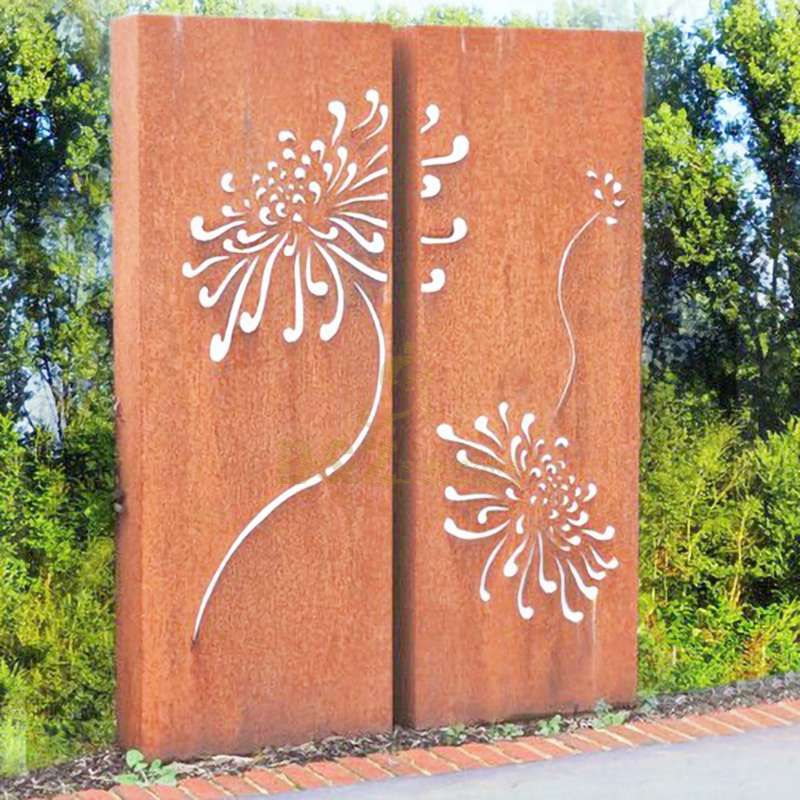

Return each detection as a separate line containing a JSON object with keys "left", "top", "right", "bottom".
{"left": 0, "top": 414, "right": 115, "bottom": 773}
{"left": 639, "top": 383, "right": 800, "bottom": 691}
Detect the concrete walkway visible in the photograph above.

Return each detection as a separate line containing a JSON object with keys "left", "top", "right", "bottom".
{"left": 280, "top": 723, "right": 800, "bottom": 800}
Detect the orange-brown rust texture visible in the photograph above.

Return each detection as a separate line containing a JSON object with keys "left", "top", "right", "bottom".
{"left": 393, "top": 27, "right": 644, "bottom": 728}
{"left": 112, "top": 16, "right": 393, "bottom": 758}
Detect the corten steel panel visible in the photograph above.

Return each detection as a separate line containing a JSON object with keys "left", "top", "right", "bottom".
{"left": 112, "top": 16, "right": 393, "bottom": 757}
{"left": 393, "top": 27, "right": 644, "bottom": 727}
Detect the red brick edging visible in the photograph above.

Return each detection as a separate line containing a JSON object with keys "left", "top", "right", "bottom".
{"left": 49, "top": 700, "right": 800, "bottom": 799}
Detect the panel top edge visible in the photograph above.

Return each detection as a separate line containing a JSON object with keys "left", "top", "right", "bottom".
{"left": 397, "top": 24, "right": 644, "bottom": 40}
{"left": 110, "top": 14, "right": 392, "bottom": 32}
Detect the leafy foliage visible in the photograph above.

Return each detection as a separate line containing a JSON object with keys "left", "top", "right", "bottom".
{"left": 0, "top": 0, "right": 115, "bottom": 772}
{"left": 486, "top": 722, "right": 524, "bottom": 740}
{"left": 114, "top": 750, "right": 178, "bottom": 787}
{"left": 643, "top": 103, "right": 747, "bottom": 407}
{"left": 0, "top": 415, "right": 115, "bottom": 771}
{"left": 0, "top": 0, "right": 112, "bottom": 433}
{"left": 638, "top": 383, "right": 800, "bottom": 691}
{"left": 589, "top": 699, "right": 629, "bottom": 729}
{"left": 643, "top": 0, "right": 800, "bottom": 432}
{"left": 440, "top": 723, "right": 468, "bottom": 745}
{"left": 536, "top": 714, "right": 565, "bottom": 736}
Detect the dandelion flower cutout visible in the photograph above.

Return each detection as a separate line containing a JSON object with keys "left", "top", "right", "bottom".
{"left": 437, "top": 402, "right": 619, "bottom": 622}
{"left": 586, "top": 169, "right": 626, "bottom": 226}
{"left": 182, "top": 89, "right": 390, "bottom": 363}
{"left": 555, "top": 170, "right": 627, "bottom": 413}
{"left": 183, "top": 89, "right": 390, "bottom": 643}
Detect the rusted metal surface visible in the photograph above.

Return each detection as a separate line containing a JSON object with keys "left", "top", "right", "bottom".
{"left": 112, "top": 16, "right": 393, "bottom": 757}
{"left": 112, "top": 16, "right": 644, "bottom": 755}
{"left": 393, "top": 26, "right": 644, "bottom": 728}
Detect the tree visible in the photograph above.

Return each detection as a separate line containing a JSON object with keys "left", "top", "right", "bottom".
{"left": 641, "top": 1, "right": 800, "bottom": 433}
{"left": 713, "top": 0, "right": 800, "bottom": 429}
{"left": 643, "top": 102, "right": 750, "bottom": 409}
{"left": 0, "top": 1, "right": 117, "bottom": 768}
{"left": 0, "top": 0, "right": 112, "bottom": 439}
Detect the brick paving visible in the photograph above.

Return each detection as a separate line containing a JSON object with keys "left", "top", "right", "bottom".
{"left": 37, "top": 701, "right": 800, "bottom": 798}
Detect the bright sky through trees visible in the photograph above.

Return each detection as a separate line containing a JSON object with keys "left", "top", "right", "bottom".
{"left": 326, "top": 0, "right": 713, "bottom": 26}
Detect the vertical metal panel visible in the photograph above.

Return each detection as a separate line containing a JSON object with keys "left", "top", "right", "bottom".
{"left": 112, "top": 16, "right": 393, "bottom": 757}
{"left": 393, "top": 26, "right": 644, "bottom": 727}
